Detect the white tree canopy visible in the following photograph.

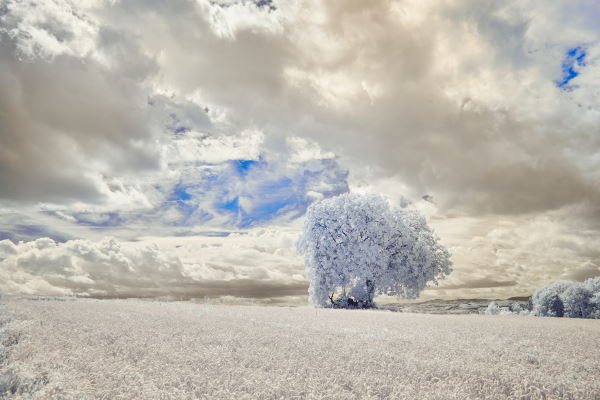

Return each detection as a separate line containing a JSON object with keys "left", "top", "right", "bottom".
{"left": 297, "top": 193, "right": 452, "bottom": 307}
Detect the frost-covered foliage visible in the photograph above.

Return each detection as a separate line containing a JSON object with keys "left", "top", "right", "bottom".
{"left": 531, "top": 277, "right": 600, "bottom": 318}
{"left": 484, "top": 301, "right": 518, "bottom": 316}
{"left": 590, "top": 293, "right": 600, "bottom": 319}
{"left": 531, "top": 281, "right": 569, "bottom": 317}
{"left": 298, "top": 193, "right": 452, "bottom": 307}
{"left": 485, "top": 302, "right": 500, "bottom": 315}
{"left": 585, "top": 277, "right": 600, "bottom": 319}
{"left": 585, "top": 276, "right": 600, "bottom": 293}
{"left": 562, "top": 284, "right": 593, "bottom": 318}
{"left": 510, "top": 302, "right": 523, "bottom": 314}
{"left": 2, "top": 298, "right": 600, "bottom": 399}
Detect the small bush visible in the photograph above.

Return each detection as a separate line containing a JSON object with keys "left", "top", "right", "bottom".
{"left": 485, "top": 302, "right": 500, "bottom": 315}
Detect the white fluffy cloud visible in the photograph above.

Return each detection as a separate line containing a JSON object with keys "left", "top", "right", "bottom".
{"left": 0, "top": 237, "right": 187, "bottom": 298}
{"left": 418, "top": 208, "right": 600, "bottom": 300}
{"left": 0, "top": 228, "right": 307, "bottom": 301}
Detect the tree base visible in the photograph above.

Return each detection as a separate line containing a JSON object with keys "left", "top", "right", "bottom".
{"left": 330, "top": 296, "right": 374, "bottom": 309}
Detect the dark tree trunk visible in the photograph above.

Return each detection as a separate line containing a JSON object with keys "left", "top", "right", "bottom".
{"left": 328, "top": 291, "right": 335, "bottom": 305}
{"left": 365, "top": 279, "right": 375, "bottom": 307}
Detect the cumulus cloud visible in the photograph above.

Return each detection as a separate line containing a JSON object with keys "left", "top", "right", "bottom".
{"left": 0, "top": 35, "right": 159, "bottom": 204}
{"left": 0, "top": 229, "right": 307, "bottom": 301}
{"left": 419, "top": 208, "right": 600, "bottom": 300}
{"left": 0, "top": 237, "right": 187, "bottom": 297}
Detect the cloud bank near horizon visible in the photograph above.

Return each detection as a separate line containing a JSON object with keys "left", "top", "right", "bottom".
{"left": 0, "top": 232, "right": 307, "bottom": 302}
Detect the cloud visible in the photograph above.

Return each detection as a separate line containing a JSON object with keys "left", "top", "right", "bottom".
{"left": 154, "top": 1, "right": 598, "bottom": 215}
{"left": 1, "top": 0, "right": 600, "bottom": 299}
{"left": 0, "top": 34, "right": 160, "bottom": 204}
{"left": 419, "top": 207, "right": 600, "bottom": 299}
{"left": 0, "top": 237, "right": 187, "bottom": 297}
{"left": 0, "top": 228, "right": 307, "bottom": 300}
{"left": 36, "top": 132, "right": 349, "bottom": 231}
{"left": 0, "top": 224, "right": 70, "bottom": 244}
{"left": 3, "top": 0, "right": 599, "bottom": 215}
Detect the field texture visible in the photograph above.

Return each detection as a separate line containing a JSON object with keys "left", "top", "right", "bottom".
{"left": 1, "top": 298, "right": 599, "bottom": 399}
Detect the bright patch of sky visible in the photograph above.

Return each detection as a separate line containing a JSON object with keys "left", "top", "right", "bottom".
{"left": 556, "top": 46, "right": 587, "bottom": 91}
{"left": 154, "top": 154, "right": 348, "bottom": 229}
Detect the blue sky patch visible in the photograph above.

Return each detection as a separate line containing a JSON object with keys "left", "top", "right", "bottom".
{"left": 556, "top": 46, "right": 587, "bottom": 91}
{"left": 171, "top": 183, "right": 193, "bottom": 201}
{"left": 161, "top": 157, "right": 348, "bottom": 228}
{"left": 255, "top": 0, "right": 276, "bottom": 11}
{"left": 42, "top": 154, "right": 349, "bottom": 232}
{"left": 219, "top": 196, "right": 240, "bottom": 213}
{"left": 0, "top": 224, "right": 71, "bottom": 243}
{"left": 231, "top": 159, "right": 261, "bottom": 176}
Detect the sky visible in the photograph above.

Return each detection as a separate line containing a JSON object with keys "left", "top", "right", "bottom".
{"left": 1, "top": 0, "right": 599, "bottom": 304}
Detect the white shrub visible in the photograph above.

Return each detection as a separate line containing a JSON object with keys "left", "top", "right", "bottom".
{"left": 485, "top": 302, "right": 500, "bottom": 315}
{"left": 561, "top": 283, "right": 593, "bottom": 318}
{"left": 532, "top": 277, "right": 600, "bottom": 319}
{"left": 589, "top": 293, "right": 600, "bottom": 319}
{"left": 510, "top": 302, "right": 523, "bottom": 313}
{"left": 531, "top": 281, "right": 570, "bottom": 317}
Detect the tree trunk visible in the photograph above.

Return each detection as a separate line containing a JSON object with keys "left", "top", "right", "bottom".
{"left": 365, "top": 279, "right": 375, "bottom": 307}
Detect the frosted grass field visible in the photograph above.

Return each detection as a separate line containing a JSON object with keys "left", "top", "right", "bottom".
{"left": 1, "top": 298, "right": 599, "bottom": 399}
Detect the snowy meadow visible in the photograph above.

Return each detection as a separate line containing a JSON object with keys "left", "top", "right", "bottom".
{"left": 1, "top": 298, "right": 599, "bottom": 399}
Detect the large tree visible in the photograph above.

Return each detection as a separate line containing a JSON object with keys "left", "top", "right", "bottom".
{"left": 298, "top": 193, "right": 452, "bottom": 307}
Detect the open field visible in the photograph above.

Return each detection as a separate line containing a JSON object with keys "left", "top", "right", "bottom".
{"left": 1, "top": 298, "right": 599, "bottom": 399}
